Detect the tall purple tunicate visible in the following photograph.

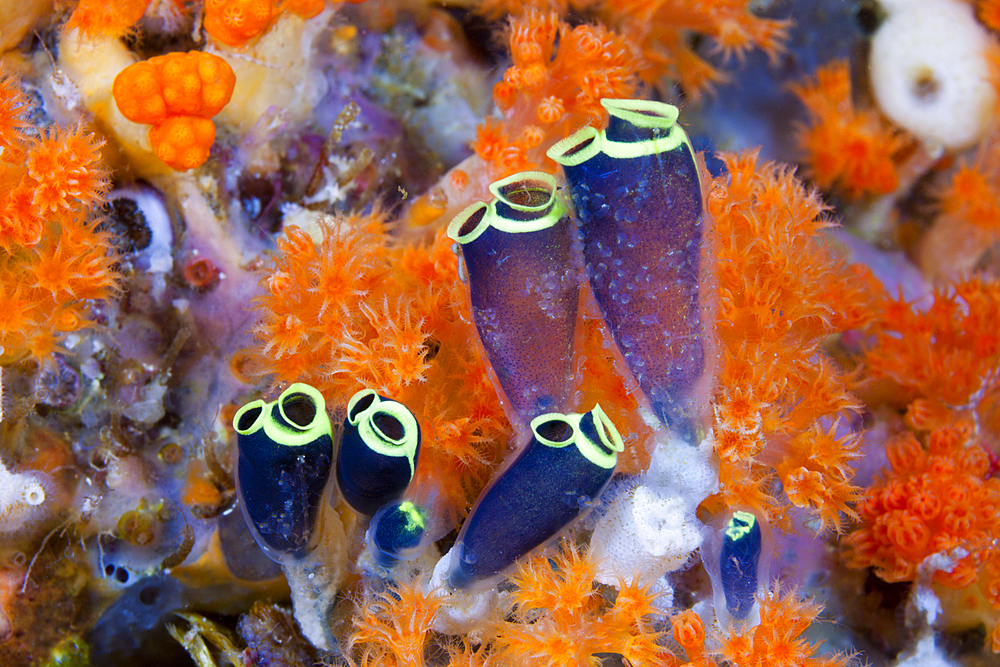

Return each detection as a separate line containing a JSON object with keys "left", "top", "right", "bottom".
{"left": 548, "top": 99, "right": 712, "bottom": 444}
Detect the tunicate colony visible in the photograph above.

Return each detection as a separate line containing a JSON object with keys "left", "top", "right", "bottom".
{"left": 229, "top": 98, "right": 765, "bottom": 641}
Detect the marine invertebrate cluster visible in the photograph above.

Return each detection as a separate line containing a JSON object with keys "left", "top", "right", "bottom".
{"left": 237, "top": 215, "right": 510, "bottom": 523}
{"left": 707, "top": 150, "right": 878, "bottom": 531}
{"left": 7, "top": 0, "right": 1000, "bottom": 664}
{"left": 65, "top": 0, "right": 156, "bottom": 36}
{"left": 0, "top": 72, "right": 119, "bottom": 363}
{"left": 493, "top": 542, "right": 670, "bottom": 666}
{"left": 345, "top": 577, "right": 441, "bottom": 667}
{"left": 916, "top": 142, "right": 1000, "bottom": 279}
{"left": 112, "top": 51, "right": 237, "bottom": 170}
{"left": 844, "top": 424, "right": 1000, "bottom": 649}
{"left": 790, "top": 60, "right": 915, "bottom": 200}
{"left": 863, "top": 275, "right": 1000, "bottom": 430}
{"left": 673, "top": 584, "right": 852, "bottom": 667}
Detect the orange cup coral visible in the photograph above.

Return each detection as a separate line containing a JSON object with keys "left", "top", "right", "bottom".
{"left": 845, "top": 425, "right": 1000, "bottom": 588}
{"left": 113, "top": 51, "right": 236, "bottom": 170}
{"left": 203, "top": 0, "right": 326, "bottom": 47}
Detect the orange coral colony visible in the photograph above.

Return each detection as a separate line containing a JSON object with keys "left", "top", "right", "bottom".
{"left": 65, "top": 0, "right": 152, "bottom": 36}
{"left": 845, "top": 425, "right": 1000, "bottom": 587}
{"left": 113, "top": 51, "right": 237, "bottom": 170}
{"left": 707, "top": 150, "right": 879, "bottom": 532}
{"left": 790, "top": 60, "right": 913, "bottom": 200}
{"left": 0, "top": 71, "right": 119, "bottom": 363}
{"left": 204, "top": 0, "right": 327, "bottom": 47}
{"left": 864, "top": 275, "right": 1000, "bottom": 426}
{"left": 475, "top": 10, "right": 645, "bottom": 179}
{"left": 204, "top": 0, "right": 279, "bottom": 47}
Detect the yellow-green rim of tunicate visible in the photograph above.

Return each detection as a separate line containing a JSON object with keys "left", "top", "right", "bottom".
{"left": 233, "top": 383, "right": 332, "bottom": 448}
{"left": 530, "top": 404, "right": 624, "bottom": 470}
{"left": 546, "top": 125, "right": 601, "bottom": 168}
{"left": 448, "top": 173, "right": 567, "bottom": 245}
{"left": 725, "top": 510, "right": 757, "bottom": 542}
{"left": 487, "top": 171, "right": 567, "bottom": 232}
{"left": 233, "top": 399, "right": 270, "bottom": 435}
{"left": 398, "top": 500, "right": 428, "bottom": 532}
{"left": 447, "top": 201, "right": 490, "bottom": 244}
{"left": 347, "top": 389, "right": 420, "bottom": 475}
{"left": 599, "top": 99, "right": 692, "bottom": 161}
{"left": 578, "top": 404, "right": 624, "bottom": 469}
{"left": 601, "top": 98, "right": 679, "bottom": 130}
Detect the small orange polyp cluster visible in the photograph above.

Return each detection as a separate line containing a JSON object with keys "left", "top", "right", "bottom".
{"left": 864, "top": 275, "right": 1000, "bottom": 425}
{"left": 593, "top": 0, "right": 789, "bottom": 99}
{"left": 113, "top": 51, "right": 236, "bottom": 171}
{"left": 204, "top": 0, "right": 277, "bottom": 47}
{"left": 204, "top": 0, "right": 326, "bottom": 47}
{"left": 474, "top": 10, "right": 644, "bottom": 178}
{"left": 845, "top": 426, "right": 1000, "bottom": 588}
{"left": 790, "top": 60, "right": 912, "bottom": 200}
{"left": 0, "top": 71, "right": 118, "bottom": 363}
{"left": 672, "top": 586, "right": 850, "bottom": 667}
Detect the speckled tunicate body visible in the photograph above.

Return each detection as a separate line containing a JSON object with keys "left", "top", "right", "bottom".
{"left": 448, "top": 172, "right": 580, "bottom": 425}
{"left": 548, "top": 99, "right": 707, "bottom": 443}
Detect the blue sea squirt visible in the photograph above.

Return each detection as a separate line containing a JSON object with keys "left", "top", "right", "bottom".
{"left": 447, "top": 171, "right": 580, "bottom": 427}
{"left": 548, "top": 98, "right": 710, "bottom": 445}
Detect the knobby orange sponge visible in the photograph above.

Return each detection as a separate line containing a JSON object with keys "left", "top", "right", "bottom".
{"left": 113, "top": 51, "right": 236, "bottom": 170}
{"left": 204, "top": 0, "right": 278, "bottom": 47}
{"left": 204, "top": 0, "right": 327, "bottom": 47}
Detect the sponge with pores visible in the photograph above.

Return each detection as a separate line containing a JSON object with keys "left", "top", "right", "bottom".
{"left": 870, "top": 0, "right": 998, "bottom": 152}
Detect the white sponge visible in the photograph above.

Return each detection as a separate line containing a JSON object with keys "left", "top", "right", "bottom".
{"left": 588, "top": 432, "right": 718, "bottom": 586}
{"left": 870, "top": 0, "right": 998, "bottom": 152}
